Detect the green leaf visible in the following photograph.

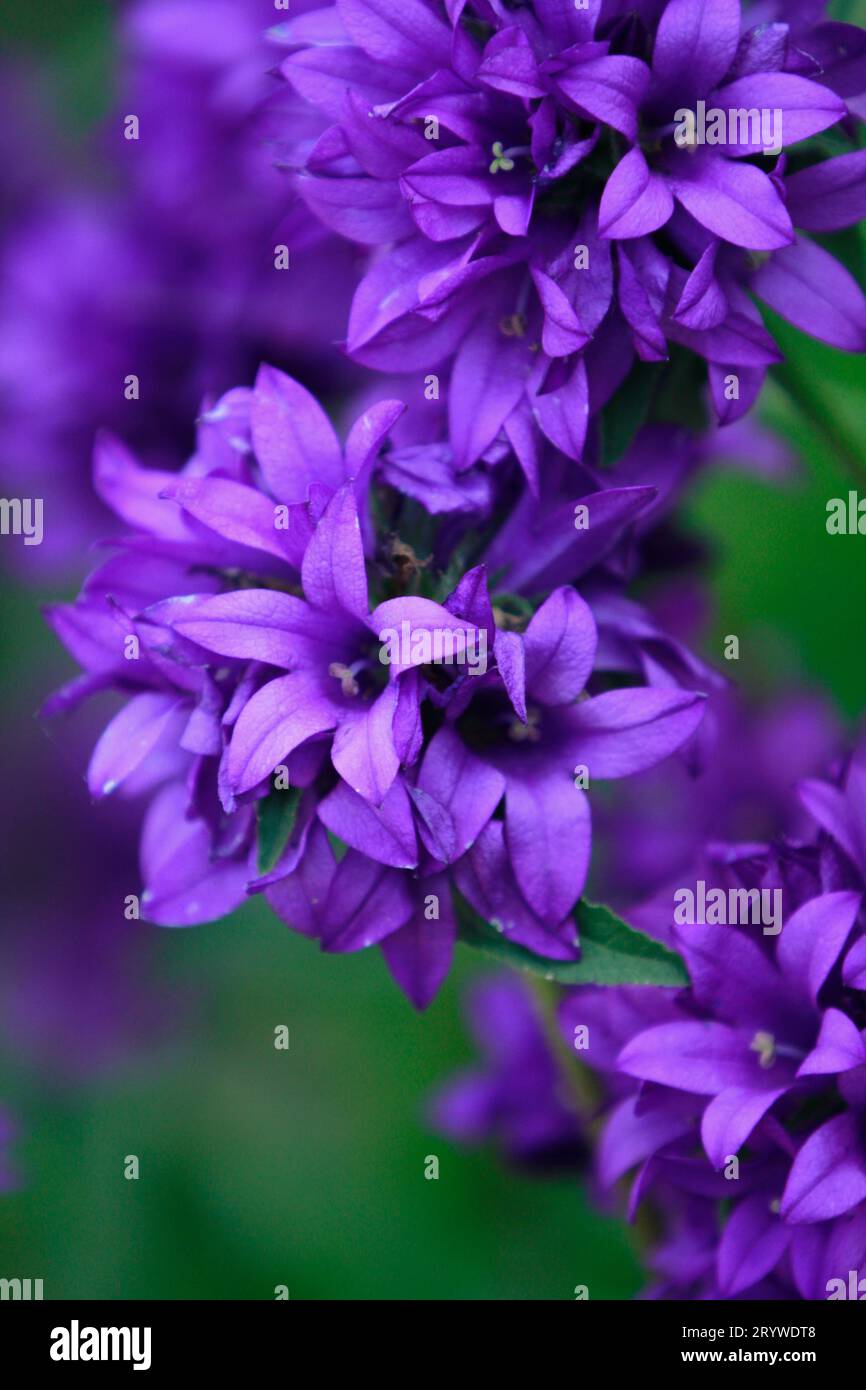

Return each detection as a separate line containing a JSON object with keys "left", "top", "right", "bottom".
{"left": 256, "top": 786, "right": 301, "bottom": 875}
{"left": 566, "top": 900, "right": 689, "bottom": 985}
{"left": 455, "top": 891, "right": 689, "bottom": 988}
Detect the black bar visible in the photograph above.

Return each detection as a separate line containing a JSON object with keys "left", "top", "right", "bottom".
{"left": 1, "top": 1297, "right": 861, "bottom": 1374}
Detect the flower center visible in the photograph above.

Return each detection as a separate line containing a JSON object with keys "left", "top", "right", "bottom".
{"left": 489, "top": 140, "right": 516, "bottom": 174}
{"left": 508, "top": 707, "right": 542, "bottom": 743}
{"left": 328, "top": 662, "right": 361, "bottom": 698}
{"left": 498, "top": 312, "right": 527, "bottom": 338}
{"left": 750, "top": 1030, "right": 776, "bottom": 1069}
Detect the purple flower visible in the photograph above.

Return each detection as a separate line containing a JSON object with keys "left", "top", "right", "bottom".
{"left": 275, "top": 0, "right": 866, "bottom": 429}
{"left": 428, "top": 707, "right": 866, "bottom": 1296}
{"left": 449, "top": 585, "right": 706, "bottom": 951}
{"left": 47, "top": 367, "right": 707, "bottom": 1006}
{"left": 0, "top": 0, "right": 359, "bottom": 580}
{"left": 556, "top": 729, "right": 866, "bottom": 1298}
{"left": 1, "top": 674, "right": 179, "bottom": 1078}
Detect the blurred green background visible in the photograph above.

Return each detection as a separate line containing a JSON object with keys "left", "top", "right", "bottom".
{"left": 0, "top": 0, "right": 864, "bottom": 1300}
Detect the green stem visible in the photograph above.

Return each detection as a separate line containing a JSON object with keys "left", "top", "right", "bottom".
{"left": 525, "top": 976, "right": 600, "bottom": 1117}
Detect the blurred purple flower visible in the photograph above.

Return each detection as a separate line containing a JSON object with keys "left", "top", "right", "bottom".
{"left": 0, "top": 681, "right": 179, "bottom": 1080}
{"left": 429, "top": 706, "right": 866, "bottom": 1297}
{"left": 429, "top": 975, "right": 586, "bottom": 1171}
{"left": 0, "top": 0, "right": 359, "bottom": 578}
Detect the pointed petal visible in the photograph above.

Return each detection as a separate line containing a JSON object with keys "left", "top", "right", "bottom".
{"left": 172, "top": 475, "right": 309, "bottom": 566}
{"left": 798, "top": 1007, "right": 866, "bottom": 1077}
{"left": 266, "top": 822, "right": 336, "bottom": 938}
{"left": 505, "top": 771, "right": 591, "bottom": 925}
{"left": 599, "top": 147, "right": 674, "bottom": 240}
{"left": 330, "top": 682, "right": 401, "bottom": 805}
{"left": 319, "top": 772, "right": 416, "bottom": 867}
{"left": 344, "top": 399, "right": 406, "bottom": 479}
{"left": 523, "top": 587, "right": 597, "bottom": 706}
{"left": 786, "top": 150, "right": 866, "bottom": 232}
{"left": 710, "top": 73, "right": 846, "bottom": 155}
{"left": 652, "top": 0, "right": 742, "bottom": 101}
{"left": 777, "top": 890, "right": 861, "bottom": 1004}
{"left": 140, "top": 783, "right": 249, "bottom": 926}
{"left": 88, "top": 693, "right": 185, "bottom": 799}
{"left": 563, "top": 687, "right": 705, "bottom": 778}
{"left": 669, "top": 153, "right": 793, "bottom": 251}
{"left": 717, "top": 1195, "right": 791, "bottom": 1296}
{"left": 752, "top": 237, "right": 866, "bottom": 352}
{"left": 170, "top": 589, "right": 342, "bottom": 668}
{"left": 227, "top": 673, "right": 338, "bottom": 794}
{"left": 251, "top": 364, "right": 344, "bottom": 504}
{"left": 494, "top": 629, "right": 526, "bottom": 722}
{"left": 417, "top": 725, "right": 505, "bottom": 861}
{"left": 302, "top": 484, "right": 370, "bottom": 620}
{"left": 781, "top": 1114, "right": 866, "bottom": 1223}
{"left": 599, "top": 1094, "right": 694, "bottom": 1186}
{"left": 448, "top": 312, "right": 532, "bottom": 469}
{"left": 320, "top": 853, "right": 414, "bottom": 951}
{"left": 380, "top": 875, "right": 456, "bottom": 1009}
{"left": 618, "top": 1021, "right": 773, "bottom": 1094}
{"left": 702, "top": 1086, "right": 789, "bottom": 1169}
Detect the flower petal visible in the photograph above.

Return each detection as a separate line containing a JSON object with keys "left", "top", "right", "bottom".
{"left": 599, "top": 148, "right": 674, "bottom": 240}
{"left": 227, "top": 672, "right": 338, "bottom": 794}
{"left": 777, "top": 890, "right": 861, "bottom": 1004}
{"left": 563, "top": 687, "right": 706, "bottom": 779}
{"left": 380, "top": 875, "right": 457, "bottom": 1009}
{"left": 752, "top": 237, "right": 866, "bottom": 352}
{"left": 302, "top": 484, "right": 370, "bottom": 621}
{"left": 505, "top": 769, "right": 591, "bottom": 926}
{"left": 523, "top": 587, "right": 597, "bottom": 706}
{"left": 781, "top": 1114, "right": 866, "bottom": 1223}
{"left": 250, "top": 364, "right": 344, "bottom": 504}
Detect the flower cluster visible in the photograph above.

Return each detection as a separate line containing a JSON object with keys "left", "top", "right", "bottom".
{"left": 573, "top": 732, "right": 866, "bottom": 1299}
{"left": 277, "top": 0, "right": 866, "bottom": 429}
{"left": 433, "top": 722, "right": 866, "bottom": 1298}
{"left": 26, "top": 0, "right": 866, "bottom": 1302}
{"left": 47, "top": 365, "right": 708, "bottom": 1006}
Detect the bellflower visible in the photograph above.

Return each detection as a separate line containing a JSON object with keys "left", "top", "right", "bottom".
{"left": 46, "top": 367, "right": 706, "bottom": 1006}
{"left": 429, "top": 713, "right": 866, "bottom": 1296}
{"left": 556, "top": 734, "right": 866, "bottom": 1299}
{"left": 276, "top": 0, "right": 866, "bottom": 432}
{"left": 0, "top": 0, "right": 358, "bottom": 577}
